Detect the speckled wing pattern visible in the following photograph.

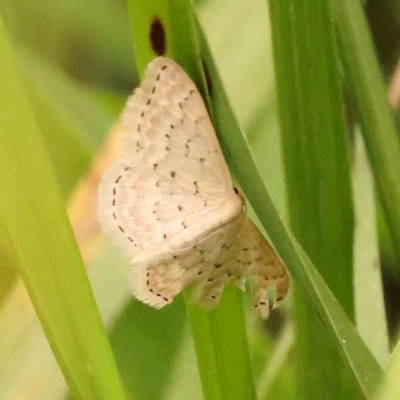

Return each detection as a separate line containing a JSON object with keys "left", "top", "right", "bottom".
{"left": 98, "top": 57, "right": 289, "bottom": 317}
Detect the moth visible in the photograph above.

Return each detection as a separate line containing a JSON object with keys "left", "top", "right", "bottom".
{"left": 98, "top": 57, "right": 289, "bottom": 317}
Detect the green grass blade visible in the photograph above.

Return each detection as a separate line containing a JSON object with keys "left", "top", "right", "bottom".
{"left": 267, "top": 0, "right": 355, "bottom": 313}
{"left": 376, "top": 342, "right": 400, "bottom": 400}
{"left": 353, "top": 133, "right": 389, "bottom": 366}
{"left": 197, "top": 20, "right": 383, "bottom": 399}
{"left": 0, "top": 18, "right": 126, "bottom": 400}
{"left": 126, "top": 2, "right": 257, "bottom": 400}
{"left": 257, "top": 323, "right": 294, "bottom": 399}
{"left": 267, "top": 1, "right": 359, "bottom": 398}
{"left": 333, "top": 0, "right": 400, "bottom": 261}
{"left": 19, "top": 51, "right": 99, "bottom": 197}
{"left": 109, "top": 297, "right": 188, "bottom": 400}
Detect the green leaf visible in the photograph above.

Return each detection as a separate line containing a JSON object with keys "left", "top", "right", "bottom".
{"left": 109, "top": 297, "right": 188, "bottom": 400}
{"left": 197, "top": 18, "right": 383, "bottom": 399}
{"left": 333, "top": 0, "right": 400, "bottom": 264}
{"left": 257, "top": 323, "right": 295, "bottom": 400}
{"left": 353, "top": 133, "right": 389, "bottom": 367}
{"left": 267, "top": 1, "right": 359, "bottom": 398}
{"left": 376, "top": 342, "right": 400, "bottom": 400}
{"left": 0, "top": 18, "right": 126, "bottom": 400}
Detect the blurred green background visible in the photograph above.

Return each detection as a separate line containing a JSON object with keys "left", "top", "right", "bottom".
{"left": 1, "top": 0, "right": 400, "bottom": 399}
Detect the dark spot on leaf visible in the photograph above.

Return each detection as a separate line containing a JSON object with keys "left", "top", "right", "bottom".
{"left": 202, "top": 58, "right": 213, "bottom": 96}
{"left": 149, "top": 16, "right": 166, "bottom": 56}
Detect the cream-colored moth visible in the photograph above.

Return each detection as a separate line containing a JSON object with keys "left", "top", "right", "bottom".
{"left": 98, "top": 57, "right": 289, "bottom": 318}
